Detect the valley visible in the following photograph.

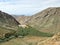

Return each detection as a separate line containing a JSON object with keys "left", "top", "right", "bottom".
{"left": 0, "top": 7, "right": 60, "bottom": 45}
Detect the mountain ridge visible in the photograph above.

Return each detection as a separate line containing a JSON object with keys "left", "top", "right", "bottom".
{"left": 26, "top": 7, "right": 60, "bottom": 34}
{"left": 0, "top": 11, "right": 20, "bottom": 29}
{"left": 15, "top": 7, "right": 60, "bottom": 34}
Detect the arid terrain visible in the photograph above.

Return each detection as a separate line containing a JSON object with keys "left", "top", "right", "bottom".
{"left": 0, "top": 7, "right": 60, "bottom": 45}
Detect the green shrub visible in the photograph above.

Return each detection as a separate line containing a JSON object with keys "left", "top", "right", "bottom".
{"left": 17, "top": 27, "right": 28, "bottom": 36}
{"left": 17, "top": 26, "right": 53, "bottom": 37}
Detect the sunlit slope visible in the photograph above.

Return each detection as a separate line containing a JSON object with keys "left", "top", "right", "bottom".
{"left": 27, "top": 7, "right": 60, "bottom": 34}
{"left": 38, "top": 32, "right": 60, "bottom": 45}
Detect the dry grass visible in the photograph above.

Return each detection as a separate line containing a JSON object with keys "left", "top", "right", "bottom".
{"left": 37, "top": 32, "right": 60, "bottom": 45}
{"left": 0, "top": 36, "right": 49, "bottom": 45}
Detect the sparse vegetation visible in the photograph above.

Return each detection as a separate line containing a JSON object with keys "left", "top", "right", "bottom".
{"left": 17, "top": 26, "right": 53, "bottom": 37}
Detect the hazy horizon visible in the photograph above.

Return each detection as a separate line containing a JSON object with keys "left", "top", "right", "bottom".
{"left": 0, "top": 0, "right": 60, "bottom": 16}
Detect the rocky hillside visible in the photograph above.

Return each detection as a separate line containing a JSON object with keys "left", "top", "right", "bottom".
{"left": 0, "top": 11, "right": 20, "bottom": 29}
{"left": 0, "top": 11, "right": 20, "bottom": 39}
{"left": 26, "top": 7, "right": 60, "bottom": 34}
{"left": 38, "top": 32, "right": 60, "bottom": 45}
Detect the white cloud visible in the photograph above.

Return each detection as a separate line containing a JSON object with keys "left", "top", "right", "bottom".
{"left": 0, "top": 0, "right": 60, "bottom": 15}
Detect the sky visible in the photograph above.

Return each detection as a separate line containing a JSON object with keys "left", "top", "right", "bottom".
{"left": 0, "top": 0, "right": 60, "bottom": 16}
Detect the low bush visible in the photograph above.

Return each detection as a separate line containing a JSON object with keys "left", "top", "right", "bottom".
{"left": 17, "top": 26, "right": 53, "bottom": 37}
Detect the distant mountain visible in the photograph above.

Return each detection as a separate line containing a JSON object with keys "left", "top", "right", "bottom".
{"left": 13, "top": 15, "right": 31, "bottom": 24}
